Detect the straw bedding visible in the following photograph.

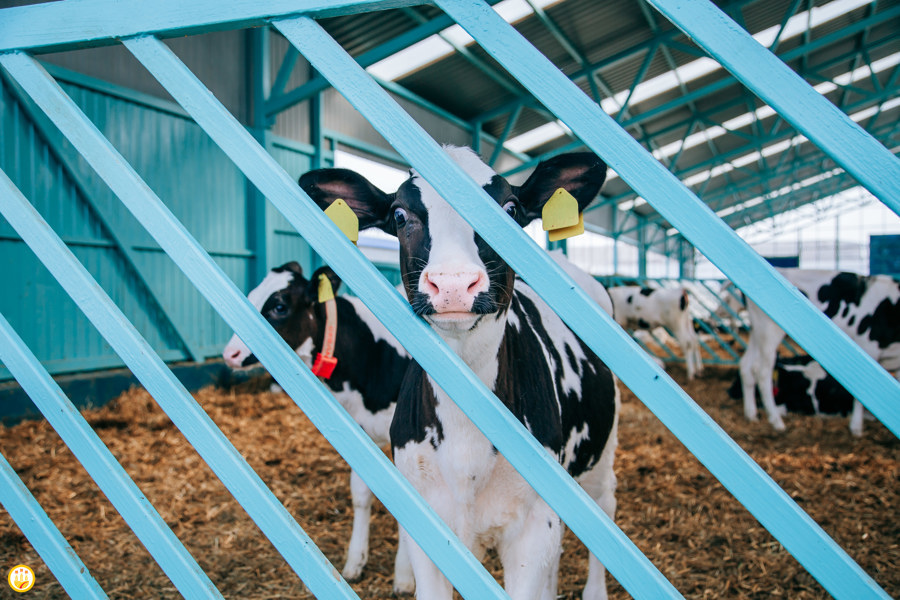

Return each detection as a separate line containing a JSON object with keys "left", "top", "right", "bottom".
{"left": 1, "top": 365, "right": 897, "bottom": 599}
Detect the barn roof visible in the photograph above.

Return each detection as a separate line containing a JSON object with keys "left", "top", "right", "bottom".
{"left": 310, "top": 0, "right": 900, "bottom": 253}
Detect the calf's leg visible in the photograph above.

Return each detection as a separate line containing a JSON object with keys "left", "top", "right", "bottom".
{"left": 393, "top": 527, "right": 415, "bottom": 595}
{"left": 342, "top": 469, "right": 373, "bottom": 581}
{"left": 498, "top": 500, "right": 563, "bottom": 600}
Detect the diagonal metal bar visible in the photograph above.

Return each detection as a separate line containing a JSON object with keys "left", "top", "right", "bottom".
{"left": 0, "top": 0, "right": 427, "bottom": 53}
{"left": 0, "top": 298, "right": 219, "bottom": 599}
{"left": 264, "top": 0, "right": 507, "bottom": 117}
{"left": 0, "top": 49, "right": 365, "bottom": 600}
{"left": 0, "top": 449, "right": 107, "bottom": 599}
{"left": 434, "top": 1, "right": 896, "bottom": 598}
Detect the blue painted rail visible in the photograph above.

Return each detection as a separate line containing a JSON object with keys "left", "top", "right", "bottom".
{"left": 0, "top": 1, "right": 897, "bottom": 599}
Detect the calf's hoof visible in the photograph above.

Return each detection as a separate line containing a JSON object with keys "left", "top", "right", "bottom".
{"left": 341, "top": 563, "right": 365, "bottom": 583}
{"left": 392, "top": 579, "right": 415, "bottom": 597}
{"left": 769, "top": 417, "right": 786, "bottom": 432}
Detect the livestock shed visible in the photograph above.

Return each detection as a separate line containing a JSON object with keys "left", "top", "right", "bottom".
{"left": 0, "top": 0, "right": 898, "bottom": 598}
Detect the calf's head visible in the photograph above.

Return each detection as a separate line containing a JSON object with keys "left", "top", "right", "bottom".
{"left": 299, "top": 146, "right": 606, "bottom": 333}
{"left": 222, "top": 261, "right": 342, "bottom": 369}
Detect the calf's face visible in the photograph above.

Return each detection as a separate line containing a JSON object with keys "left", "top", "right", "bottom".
{"left": 300, "top": 146, "right": 606, "bottom": 332}
{"left": 223, "top": 261, "right": 342, "bottom": 368}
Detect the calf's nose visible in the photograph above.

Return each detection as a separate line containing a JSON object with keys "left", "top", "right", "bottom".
{"left": 423, "top": 269, "right": 487, "bottom": 312}
{"left": 223, "top": 346, "right": 244, "bottom": 368}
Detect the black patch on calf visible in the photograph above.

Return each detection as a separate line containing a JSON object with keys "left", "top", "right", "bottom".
{"left": 729, "top": 356, "right": 854, "bottom": 415}
{"left": 774, "top": 366, "right": 816, "bottom": 414}
{"left": 639, "top": 287, "right": 654, "bottom": 297}
{"left": 857, "top": 297, "right": 900, "bottom": 350}
{"left": 813, "top": 375, "right": 854, "bottom": 415}
{"left": 817, "top": 272, "right": 867, "bottom": 318}
{"left": 680, "top": 291, "right": 688, "bottom": 312}
{"left": 390, "top": 366, "right": 443, "bottom": 450}
{"left": 498, "top": 292, "right": 616, "bottom": 478}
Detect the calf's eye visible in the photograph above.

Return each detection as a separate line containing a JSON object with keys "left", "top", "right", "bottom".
{"left": 394, "top": 207, "right": 408, "bottom": 228}
{"left": 502, "top": 201, "right": 518, "bottom": 218}
{"left": 272, "top": 303, "right": 288, "bottom": 316}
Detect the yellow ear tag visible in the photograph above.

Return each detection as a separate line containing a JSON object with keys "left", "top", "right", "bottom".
{"left": 324, "top": 199, "right": 359, "bottom": 245}
{"left": 542, "top": 188, "right": 584, "bottom": 241}
{"left": 317, "top": 273, "right": 335, "bottom": 303}
{"left": 547, "top": 212, "right": 584, "bottom": 241}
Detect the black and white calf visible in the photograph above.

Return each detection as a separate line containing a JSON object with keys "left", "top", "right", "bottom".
{"left": 728, "top": 355, "right": 855, "bottom": 417}
{"left": 739, "top": 269, "right": 900, "bottom": 436}
{"left": 608, "top": 286, "right": 703, "bottom": 380}
{"left": 300, "top": 146, "right": 619, "bottom": 600}
{"left": 222, "top": 262, "right": 414, "bottom": 593}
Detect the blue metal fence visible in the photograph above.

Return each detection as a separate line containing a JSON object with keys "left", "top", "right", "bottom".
{"left": 1, "top": 1, "right": 898, "bottom": 599}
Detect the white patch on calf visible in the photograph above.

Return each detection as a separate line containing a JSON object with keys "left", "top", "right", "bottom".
{"left": 247, "top": 269, "right": 294, "bottom": 310}
{"left": 346, "top": 295, "right": 409, "bottom": 359}
{"left": 334, "top": 383, "right": 393, "bottom": 446}
{"left": 223, "top": 269, "right": 296, "bottom": 368}
{"left": 294, "top": 337, "right": 315, "bottom": 369}
{"left": 411, "top": 147, "right": 495, "bottom": 312}
{"left": 561, "top": 423, "right": 591, "bottom": 472}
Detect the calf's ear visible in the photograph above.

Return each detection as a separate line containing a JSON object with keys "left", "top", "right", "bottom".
{"left": 299, "top": 168, "right": 396, "bottom": 233}
{"left": 276, "top": 261, "right": 303, "bottom": 276}
{"left": 515, "top": 152, "right": 607, "bottom": 224}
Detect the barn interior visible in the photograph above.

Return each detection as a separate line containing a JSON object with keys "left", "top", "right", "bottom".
{"left": 0, "top": 0, "right": 898, "bottom": 598}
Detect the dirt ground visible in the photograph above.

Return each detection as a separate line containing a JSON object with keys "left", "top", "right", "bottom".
{"left": 1, "top": 364, "right": 897, "bottom": 599}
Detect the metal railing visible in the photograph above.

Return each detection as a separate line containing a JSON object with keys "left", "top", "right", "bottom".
{"left": 1, "top": 1, "right": 898, "bottom": 598}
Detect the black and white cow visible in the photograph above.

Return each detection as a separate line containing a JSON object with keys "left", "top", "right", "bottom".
{"left": 739, "top": 269, "right": 900, "bottom": 436}
{"left": 222, "top": 262, "right": 415, "bottom": 593}
{"left": 608, "top": 285, "right": 703, "bottom": 380}
{"left": 728, "top": 355, "right": 855, "bottom": 418}
{"left": 300, "top": 146, "right": 619, "bottom": 600}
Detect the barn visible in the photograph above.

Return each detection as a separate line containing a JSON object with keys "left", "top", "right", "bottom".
{"left": 1, "top": 0, "right": 898, "bottom": 598}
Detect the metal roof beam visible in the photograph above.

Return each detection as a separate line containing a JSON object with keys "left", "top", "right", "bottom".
{"left": 471, "top": 0, "right": 760, "bottom": 124}
{"left": 620, "top": 127, "right": 900, "bottom": 236}
{"left": 265, "top": 0, "right": 506, "bottom": 116}
{"left": 478, "top": 2, "right": 899, "bottom": 183}
{"left": 598, "top": 85, "right": 900, "bottom": 210}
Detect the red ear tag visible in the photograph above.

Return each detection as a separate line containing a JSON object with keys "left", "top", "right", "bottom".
{"left": 311, "top": 353, "right": 338, "bottom": 379}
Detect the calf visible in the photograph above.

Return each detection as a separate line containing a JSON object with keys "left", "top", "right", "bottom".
{"left": 608, "top": 285, "right": 703, "bottom": 380}
{"left": 739, "top": 269, "right": 900, "bottom": 436}
{"left": 222, "top": 262, "right": 415, "bottom": 593}
{"left": 300, "top": 146, "right": 619, "bottom": 600}
{"left": 728, "top": 355, "right": 855, "bottom": 417}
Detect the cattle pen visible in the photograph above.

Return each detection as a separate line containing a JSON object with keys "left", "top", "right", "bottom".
{"left": 1, "top": 1, "right": 899, "bottom": 599}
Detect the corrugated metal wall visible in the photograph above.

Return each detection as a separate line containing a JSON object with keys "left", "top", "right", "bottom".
{"left": 0, "top": 57, "right": 314, "bottom": 380}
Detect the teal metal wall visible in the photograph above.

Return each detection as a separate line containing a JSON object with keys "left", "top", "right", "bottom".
{"left": 0, "top": 69, "right": 318, "bottom": 381}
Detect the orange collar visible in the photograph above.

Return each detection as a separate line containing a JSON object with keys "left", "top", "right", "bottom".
{"left": 311, "top": 274, "right": 338, "bottom": 379}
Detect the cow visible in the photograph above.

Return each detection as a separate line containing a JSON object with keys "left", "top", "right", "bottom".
{"left": 222, "top": 262, "right": 415, "bottom": 594}
{"left": 738, "top": 269, "right": 900, "bottom": 436}
{"left": 728, "top": 355, "right": 855, "bottom": 417}
{"left": 608, "top": 286, "right": 703, "bottom": 380}
{"left": 299, "top": 146, "right": 619, "bottom": 600}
